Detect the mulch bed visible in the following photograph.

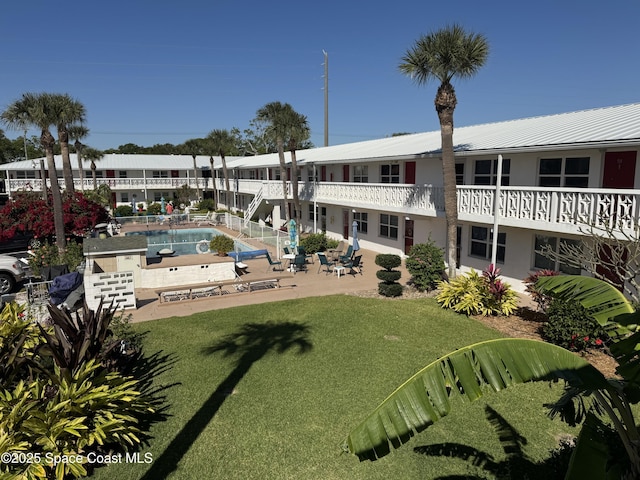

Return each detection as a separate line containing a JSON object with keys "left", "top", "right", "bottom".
{"left": 349, "top": 286, "right": 619, "bottom": 378}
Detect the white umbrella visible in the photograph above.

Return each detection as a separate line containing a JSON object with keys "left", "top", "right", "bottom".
{"left": 352, "top": 220, "right": 360, "bottom": 252}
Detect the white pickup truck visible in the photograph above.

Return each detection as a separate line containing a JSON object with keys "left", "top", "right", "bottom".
{"left": 0, "top": 254, "right": 26, "bottom": 295}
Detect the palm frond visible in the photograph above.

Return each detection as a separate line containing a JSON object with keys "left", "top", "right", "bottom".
{"left": 344, "top": 338, "right": 610, "bottom": 461}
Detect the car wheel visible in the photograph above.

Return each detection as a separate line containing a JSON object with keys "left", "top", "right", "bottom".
{"left": 0, "top": 273, "right": 15, "bottom": 295}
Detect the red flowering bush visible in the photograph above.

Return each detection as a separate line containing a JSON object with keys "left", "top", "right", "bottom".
{"left": 523, "top": 269, "right": 560, "bottom": 312}
{"left": 0, "top": 192, "right": 109, "bottom": 242}
{"left": 541, "top": 297, "right": 609, "bottom": 352}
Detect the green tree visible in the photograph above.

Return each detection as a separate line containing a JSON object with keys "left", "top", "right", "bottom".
{"left": 399, "top": 24, "right": 489, "bottom": 279}
{"left": 344, "top": 276, "right": 640, "bottom": 479}
{"left": 256, "top": 102, "right": 292, "bottom": 222}
{"left": 207, "top": 129, "right": 236, "bottom": 198}
{"left": 49, "top": 93, "right": 86, "bottom": 195}
{"left": 285, "top": 108, "right": 311, "bottom": 226}
{"left": 83, "top": 146, "right": 104, "bottom": 190}
{"left": 1, "top": 93, "right": 67, "bottom": 251}
{"left": 181, "top": 138, "right": 208, "bottom": 200}
{"left": 68, "top": 124, "right": 90, "bottom": 191}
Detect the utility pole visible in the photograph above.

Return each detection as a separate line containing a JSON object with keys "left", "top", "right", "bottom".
{"left": 323, "top": 50, "right": 329, "bottom": 147}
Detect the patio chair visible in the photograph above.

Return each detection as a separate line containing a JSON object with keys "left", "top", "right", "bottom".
{"left": 343, "top": 255, "right": 363, "bottom": 275}
{"left": 265, "top": 251, "right": 283, "bottom": 273}
{"left": 283, "top": 246, "right": 291, "bottom": 255}
{"left": 298, "top": 246, "right": 313, "bottom": 264}
{"left": 293, "top": 254, "right": 307, "bottom": 274}
{"left": 339, "top": 245, "right": 354, "bottom": 264}
{"left": 316, "top": 252, "right": 335, "bottom": 274}
{"left": 328, "top": 240, "right": 345, "bottom": 261}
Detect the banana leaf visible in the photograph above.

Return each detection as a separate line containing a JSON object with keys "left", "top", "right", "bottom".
{"left": 535, "top": 275, "right": 635, "bottom": 329}
{"left": 344, "top": 338, "right": 611, "bottom": 461}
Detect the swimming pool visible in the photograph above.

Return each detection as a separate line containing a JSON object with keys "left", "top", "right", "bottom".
{"left": 125, "top": 228, "right": 254, "bottom": 257}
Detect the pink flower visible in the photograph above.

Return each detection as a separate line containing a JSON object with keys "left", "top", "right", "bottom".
{"left": 595, "top": 338, "right": 603, "bottom": 346}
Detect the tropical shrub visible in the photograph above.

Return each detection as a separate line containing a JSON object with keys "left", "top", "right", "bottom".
{"left": 114, "top": 204, "right": 133, "bottom": 217}
{"left": 542, "top": 297, "right": 609, "bottom": 352}
{"left": 437, "top": 265, "right": 518, "bottom": 316}
{"left": 209, "top": 235, "right": 234, "bottom": 256}
{"left": 28, "top": 240, "right": 84, "bottom": 278}
{"left": 375, "top": 254, "right": 402, "bottom": 297}
{"left": 299, "top": 233, "right": 336, "bottom": 254}
{"left": 198, "top": 198, "right": 216, "bottom": 211}
{"left": 523, "top": 269, "right": 560, "bottom": 311}
{"left": 405, "top": 240, "right": 445, "bottom": 291}
{"left": 146, "top": 202, "right": 162, "bottom": 215}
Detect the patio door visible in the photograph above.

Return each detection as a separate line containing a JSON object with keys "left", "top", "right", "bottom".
{"left": 603, "top": 151, "right": 636, "bottom": 189}
{"left": 342, "top": 209, "right": 350, "bottom": 239}
{"left": 404, "top": 219, "right": 414, "bottom": 254}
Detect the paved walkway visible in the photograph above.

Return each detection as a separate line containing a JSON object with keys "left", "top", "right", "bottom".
{"left": 130, "top": 247, "right": 387, "bottom": 322}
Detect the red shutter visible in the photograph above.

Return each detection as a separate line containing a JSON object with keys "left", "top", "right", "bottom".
{"left": 343, "top": 165, "right": 349, "bottom": 182}
{"left": 405, "top": 161, "right": 416, "bottom": 184}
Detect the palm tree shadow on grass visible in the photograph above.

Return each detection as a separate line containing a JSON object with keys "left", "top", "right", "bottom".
{"left": 141, "top": 321, "right": 313, "bottom": 480}
{"left": 414, "top": 405, "right": 573, "bottom": 480}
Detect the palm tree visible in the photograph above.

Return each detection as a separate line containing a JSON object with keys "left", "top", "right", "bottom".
{"left": 256, "top": 101, "right": 297, "bottom": 223}
{"left": 83, "top": 147, "right": 104, "bottom": 190}
{"left": 209, "top": 156, "right": 218, "bottom": 210}
{"left": 68, "top": 124, "right": 89, "bottom": 191}
{"left": 400, "top": 25, "right": 489, "bottom": 279}
{"left": 182, "top": 139, "right": 206, "bottom": 200}
{"left": 1, "top": 93, "right": 67, "bottom": 251}
{"left": 206, "top": 129, "right": 236, "bottom": 202}
{"left": 48, "top": 93, "right": 86, "bottom": 195}
{"left": 344, "top": 276, "right": 640, "bottom": 478}
{"left": 284, "top": 109, "right": 310, "bottom": 226}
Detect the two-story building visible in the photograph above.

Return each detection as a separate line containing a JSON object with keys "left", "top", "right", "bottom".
{"left": 4, "top": 103, "right": 640, "bottom": 288}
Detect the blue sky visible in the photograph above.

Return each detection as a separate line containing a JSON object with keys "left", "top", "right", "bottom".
{"left": 2, "top": 0, "right": 639, "bottom": 151}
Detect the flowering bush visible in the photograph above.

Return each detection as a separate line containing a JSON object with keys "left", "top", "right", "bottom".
{"left": 0, "top": 192, "right": 109, "bottom": 242}
{"left": 28, "top": 240, "right": 84, "bottom": 278}
{"left": 541, "top": 297, "right": 609, "bottom": 352}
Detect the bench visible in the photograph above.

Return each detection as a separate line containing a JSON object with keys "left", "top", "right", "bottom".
{"left": 155, "top": 274, "right": 293, "bottom": 303}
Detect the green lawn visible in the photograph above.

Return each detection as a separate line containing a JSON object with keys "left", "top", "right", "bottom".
{"left": 92, "top": 296, "right": 576, "bottom": 480}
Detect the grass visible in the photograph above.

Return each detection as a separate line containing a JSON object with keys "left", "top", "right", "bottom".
{"left": 91, "top": 296, "right": 577, "bottom": 479}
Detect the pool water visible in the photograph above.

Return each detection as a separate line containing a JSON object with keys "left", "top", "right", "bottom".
{"left": 125, "top": 228, "right": 253, "bottom": 257}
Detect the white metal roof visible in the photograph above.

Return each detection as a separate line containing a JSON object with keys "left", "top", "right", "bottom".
{"left": 5, "top": 103, "right": 640, "bottom": 172}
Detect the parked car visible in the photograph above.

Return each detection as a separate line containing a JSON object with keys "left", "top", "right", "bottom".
{"left": 0, "top": 232, "right": 35, "bottom": 254}
{"left": 0, "top": 254, "right": 26, "bottom": 295}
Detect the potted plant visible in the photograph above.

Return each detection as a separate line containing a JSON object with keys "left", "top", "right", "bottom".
{"left": 209, "top": 235, "right": 234, "bottom": 256}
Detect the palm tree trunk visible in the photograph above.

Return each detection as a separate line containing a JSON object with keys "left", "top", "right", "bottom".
{"left": 192, "top": 155, "right": 201, "bottom": 200}
{"left": 39, "top": 159, "right": 48, "bottom": 204}
{"left": 75, "top": 141, "right": 85, "bottom": 192}
{"left": 209, "top": 156, "right": 218, "bottom": 210}
{"left": 277, "top": 138, "right": 290, "bottom": 223}
{"left": 42, "top": 130, "right": 66, "bottom": 253}
{"left": 91, "top": 162, "right": 97, "bottom": 190}
{"left": 58, "top": 127, "right": 75, "bottom": 195}
{"left": 221, "top": 156, "right": 230, "bottom": 198}
{"left": 436, "top": 82, "right": 458, "bottom": 279}
{"left": 290, "top": 147, "right": 302, "bottom": 228}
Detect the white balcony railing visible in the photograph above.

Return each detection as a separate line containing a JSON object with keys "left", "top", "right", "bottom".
{"left": 8, "top": 176, "right": 640, "bottom": 235}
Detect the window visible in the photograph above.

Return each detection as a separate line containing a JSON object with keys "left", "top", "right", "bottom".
{"left": 119, "top": 171, "right": 128, "bottom": 178}
{"left": 121, "top": 193, "right": 129, "bottom": 202}
{"left": 152, "top": 171, "right": 168, "bottom": 179}
{"left": 353, "top": 165, "right": 369, "bottom": 183}
{"left": 534, "top": 235, "right": 581, "bottom": 274}
{"left": 153, "top": 192, "right": 170, "bottom": 202}
{"left": 539, "top": 157, "right": 589, "bottom": 188}
{"left": 308, "top": 204, "right": 318, "bottom": 222}
{"left": 16, "top": 171, "right": 36, "bottom": 179}
{"left": 379, "top": 214, "right": 398, "bottom": 240}
{"left": 455, "top": 163, "right": 465, "bottom": 185}
{"left": 474, "top": 159, "right": 510, "bottom": 185}
{"left": 380, "top": 164, "right": 400, "bottom": 183}
{"left": 353, "top": 212, "right": 368, "bottom": 234}
{"left": 470, "top": 226, "right": 506, "bottom": 263}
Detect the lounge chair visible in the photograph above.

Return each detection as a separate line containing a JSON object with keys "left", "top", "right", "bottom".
{"left": 339, "top": 245, "right": 354, "bottom": 264}
{"left": 328, "top": 240, "right": 345, "bottom": 261}
{"left": 192, "top": 211, "right": 212, "bottom": 225}
{"left": 317, "top": 252, "right": 335, "bottom": 274}
{"left": 265, "top": 251, "right": 283, "bottom": 273}
{"left": 343, "top": 255, "right": 363, "bottom": 275}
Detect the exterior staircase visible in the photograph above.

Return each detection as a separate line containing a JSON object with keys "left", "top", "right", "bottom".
{"left": 243, "top": 184, "right": 264, "bottom": 226}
